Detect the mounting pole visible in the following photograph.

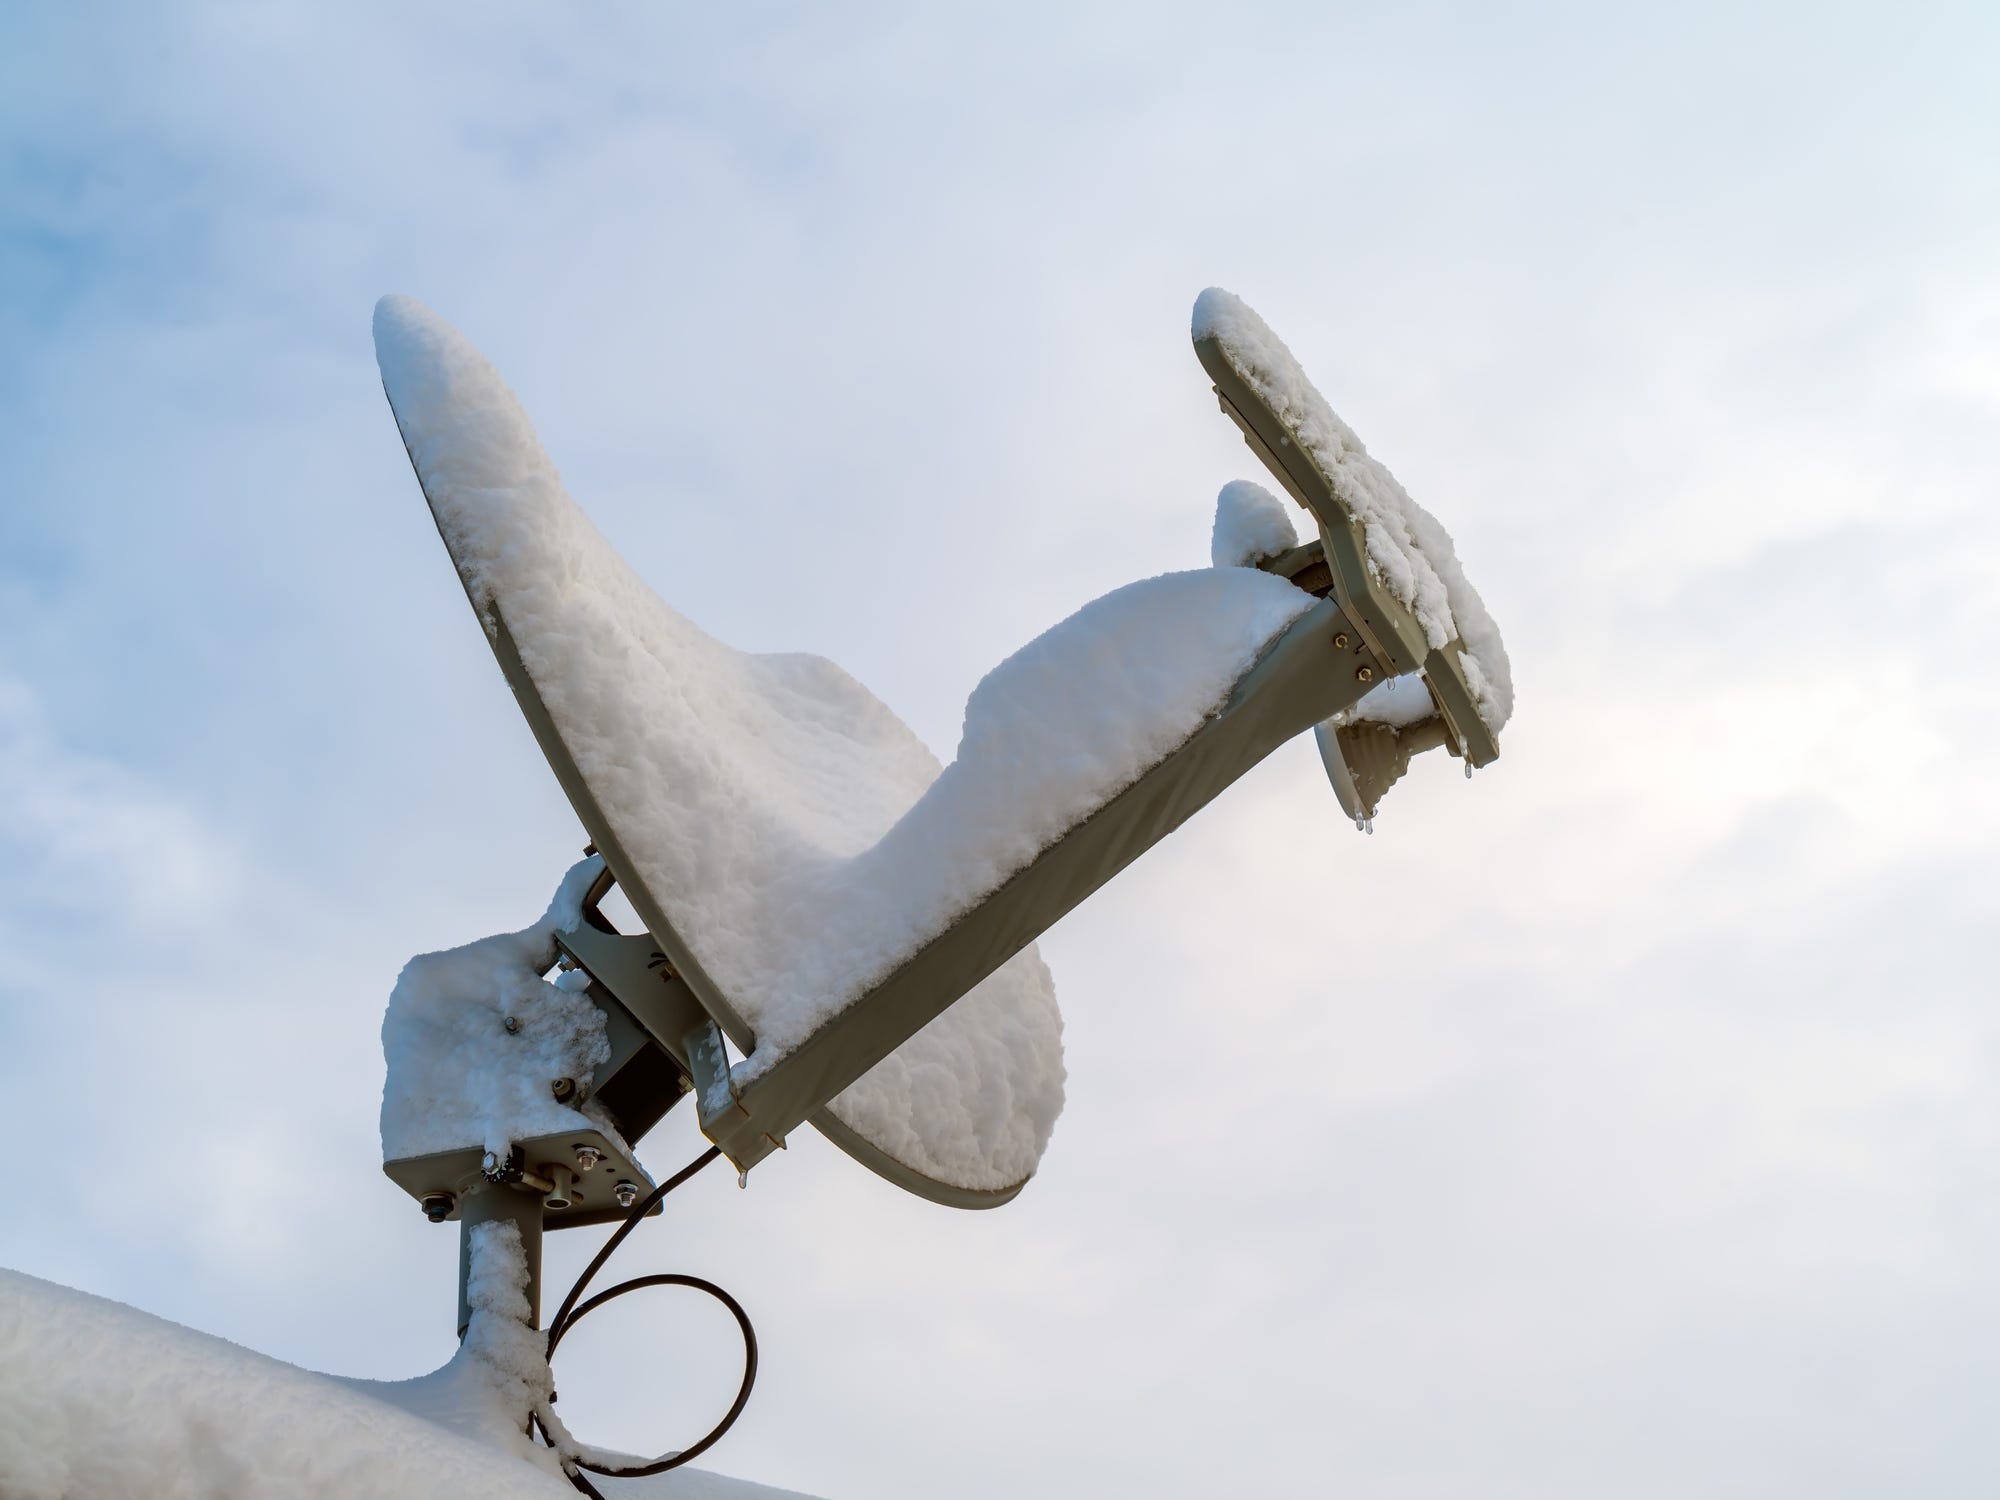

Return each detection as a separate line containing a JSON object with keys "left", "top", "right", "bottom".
{"left": 457, "top": 1182, "right": 546, "bottom": 1337}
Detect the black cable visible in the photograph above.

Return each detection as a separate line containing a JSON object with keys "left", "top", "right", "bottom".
{"left": 531, "top": 1146, "right": 759, "bottom": 1495}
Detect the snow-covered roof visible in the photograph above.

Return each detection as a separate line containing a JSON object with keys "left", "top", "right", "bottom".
{"left": 0, "top": 1268, "right": 817, "bottom": 1500}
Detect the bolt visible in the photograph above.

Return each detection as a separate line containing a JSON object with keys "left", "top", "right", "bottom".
{"left": 550, "top": 1076, "right": 577, "bottom": 1103}
{"left": 1356, "top": 666, "right": 1374, "bottom": 683}
{"left": 502, "top": 1016, "right": 521, "bottom": 1034}
{"left": 421, "top": 1192, "right": 455, "bottom": 1223}
{"left": 1333, "top": 632, "right": 1350, "bottom": 649}
{"left": 481, "top": 1150, "right": 504, "bottom": 1180}
{"left": 574, "top": 1146, "right": 603, "bottom": 1173}
{"left": 613, "top": 1181, "right": 640, "bottom": 1210}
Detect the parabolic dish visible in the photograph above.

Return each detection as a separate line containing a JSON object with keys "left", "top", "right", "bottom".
{"left": 373, "top": 296, "right": 1066, "bottom": 1205}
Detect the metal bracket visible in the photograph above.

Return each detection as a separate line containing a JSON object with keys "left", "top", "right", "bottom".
{"left": 384, "top": 1123, "right": 657, "bottom": 1234}
{"left": 553, "top": 923, "right": 710, "bottom": 1072}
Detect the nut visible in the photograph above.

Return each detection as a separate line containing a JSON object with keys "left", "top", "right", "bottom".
{"left": 1333, "top": 632, "right": 1350, "bottom": 649}
{"left": 613, "top": 1181, "right": 640, "bottom": 1210}
{"left": 421, "top": 1192, "right": 455, "bottom": 1223}
{"left": 1356, "top": 666, "right": 1375, "bottom": 683}
{"left": 550, "top": 1077, "right": 577, "bottom": 1103}
{"left": 573, "top": 1146, "right": 603, "bottom": 1173}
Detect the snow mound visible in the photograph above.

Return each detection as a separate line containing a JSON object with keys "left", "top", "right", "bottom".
{"left": 376, "top": 295, "right": 1315, "bottom": 1193}
{"left": 1192, "top": 288, "right": 1512, "bottom": 733}
{"left": 0, "top": 1267, "right": 816, "bottom": 1500}
{"left": 1210, "top": 479, "right": 1299, "bottom": 568}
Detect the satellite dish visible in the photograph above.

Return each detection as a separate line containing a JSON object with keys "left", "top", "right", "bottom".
{"left": 374, "top": 287, "right": 1510, "bottom": 1213}
{"left": 373, "top": 296, "right": 1061, "bottom": 1207}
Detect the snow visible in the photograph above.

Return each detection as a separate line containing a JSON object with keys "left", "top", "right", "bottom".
{"left": 1341, "top": 672, "right": 1441, "bottom": 730}
{"left": 0, "top": 1266, "right": 816, "bottom": 1499}
{"left": 1210, "top": 479, "right": 1299, "bottom": 568}
{"left": 2, "top": 1226, "right": 813, "bottom": 1499}
{"left": 1192, "top": 288, "right": 1513, "bottom": 734}
{"left": 381, "top": 855, "right": 629, "bottom": 1163}
{"left": 376, "top": 295, "right": 1314, "bottom": 1193}
{"left": 343, "top": 1221, "right": 562, "bottom": 1467}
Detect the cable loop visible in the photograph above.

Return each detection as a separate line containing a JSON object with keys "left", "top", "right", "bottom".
{"left": 531, "top": 1147, "right": 757, "bottom": 1495}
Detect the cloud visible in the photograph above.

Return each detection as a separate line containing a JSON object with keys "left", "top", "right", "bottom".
{"left": 0, "top": 674, "right": 237, "bottom": 933}
{"left": 3, "top": 4, "right": 1999, "bottom": 1497}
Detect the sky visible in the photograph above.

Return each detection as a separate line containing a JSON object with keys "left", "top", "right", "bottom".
{"left": 3, "top": 2, "right": 1999, "bottom": 1496}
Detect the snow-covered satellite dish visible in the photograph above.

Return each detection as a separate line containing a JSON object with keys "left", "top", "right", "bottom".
{"left": 374, "top": 287, "right": 1511, "bottom": 1211}
{"left": 375, "top": 298, "right": 1064, "bottom": 1207}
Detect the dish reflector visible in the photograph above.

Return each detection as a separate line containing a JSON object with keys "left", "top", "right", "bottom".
{"left": 373, "top": 296, "right": 1063, "bottom": 1205}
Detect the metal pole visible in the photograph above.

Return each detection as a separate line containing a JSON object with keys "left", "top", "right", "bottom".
{"left": 457, "top": 1182, "right": 545, "bottom": 1338}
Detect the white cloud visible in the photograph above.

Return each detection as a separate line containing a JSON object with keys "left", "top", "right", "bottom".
{"left": 3, "top": 3, "right": 1999, "bottom": 1496}
{"left": 0, "top": 675, "right": 236, "bottom": 933}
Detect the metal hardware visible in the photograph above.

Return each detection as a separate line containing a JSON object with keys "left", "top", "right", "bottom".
{"left": 544, "top": 1163, "right": 574, "bottom": 1210}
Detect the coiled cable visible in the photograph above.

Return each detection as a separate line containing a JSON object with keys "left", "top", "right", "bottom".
{"left": 532, "top": 1146, "right": 758, "bottom": 1496}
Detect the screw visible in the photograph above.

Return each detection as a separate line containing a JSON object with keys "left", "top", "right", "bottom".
{"left": 502, "top": 1016, "right": 521, "bottom": 1034}
{"left": 550, "top": 1076, "right": 577, "bottom": 1102}
{"left": 574, "top": 1146, "right": 603, "bottom": 1173}
{"left": 1333, "top": 632, "right": 1350, "bottom": 648}
{"left": 421, "top": 1192, "right": 455, "bottom": 1223}
{"left": 613, "top": 1181, "right": 639, "bottom": 1210}
{"left": 1357, "top": 666, "right": 1375, "bottom": 683}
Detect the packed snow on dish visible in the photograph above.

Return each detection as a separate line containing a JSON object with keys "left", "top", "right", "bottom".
{"left": 374, "top": 296, "right": 1323, "bottom": 1192}
{"left": 0, "top": 1255, "right": 816, "bottom": 1500}
{"left": 1193, "top": 287, "right": 1513, "bottom": 736}
{"left": 1209, "top": 478, "right": 1300, "bottom": 568}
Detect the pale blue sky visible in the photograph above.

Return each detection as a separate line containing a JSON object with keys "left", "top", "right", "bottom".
{"left": 4, "top": 4, "right": 1999, "bottom": 1497}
